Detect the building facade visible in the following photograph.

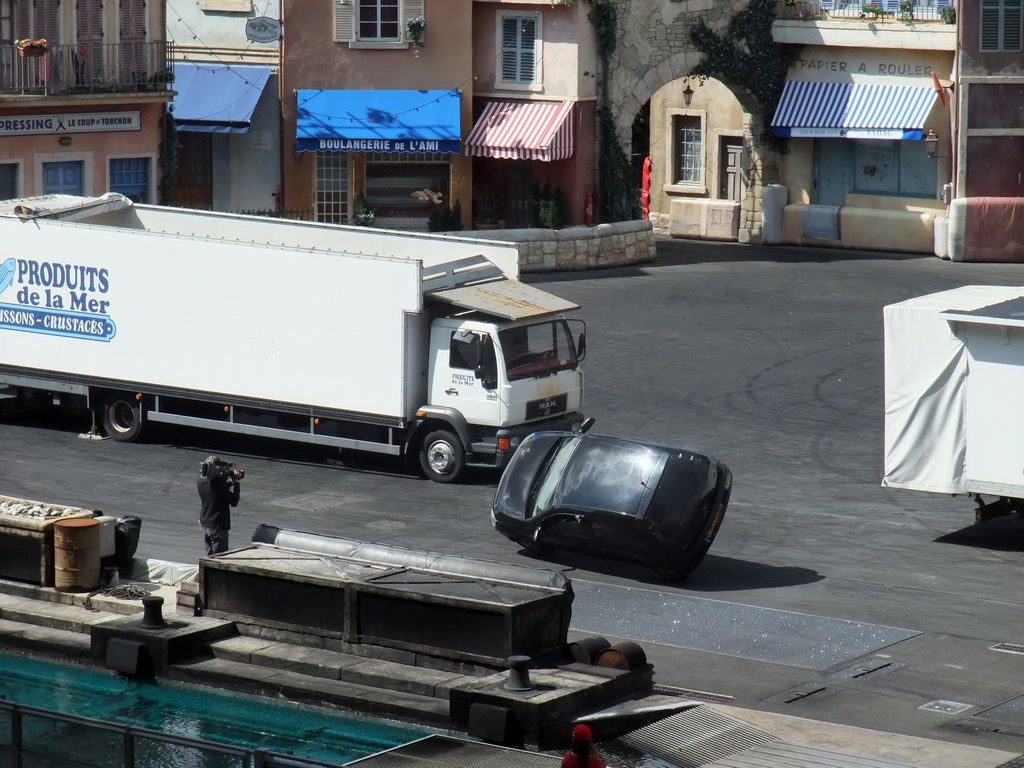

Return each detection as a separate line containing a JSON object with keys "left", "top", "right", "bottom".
{"left": 280, "top": 0, "right": 597, "bottom": 231}
{"left": 166, "top": 0, "right": 280, "bottom": 213}
{"left": 0, "top": 0, "right": 171, "bottom": 202}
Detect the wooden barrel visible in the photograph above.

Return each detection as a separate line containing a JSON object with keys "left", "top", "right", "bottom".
{"left": 595, "top": 641, "right": 647, "bottom": 671}
{"left": 54, "top": 518, "right": 101, "bottom": 592}
{"left": 568, "top": 636, "right": 611, "bottom": 665}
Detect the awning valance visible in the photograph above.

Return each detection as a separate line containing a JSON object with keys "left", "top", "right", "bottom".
{"left": 465, "top": 100, "right": 575, "bottom": 161}
{"left": 171, "top": 63, "right": 272, "bottom": 133}
{"left": 771, "top": 80, "right": 938, "bottom": 140}
{"left": 296, "top": 90, "right": 461, "bottom": 153}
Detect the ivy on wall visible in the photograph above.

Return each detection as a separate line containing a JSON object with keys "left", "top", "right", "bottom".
{"left": 587, "top": 0, "right": 617, "bottom": 65}
{"left": 688, "top": 0, "right": 801, "bottom": 152}
{"left": 158, "top": 109, "right": 179, "bottom": 205}
{"left": 597, "top": 104, "right": 641, "bottom": 223}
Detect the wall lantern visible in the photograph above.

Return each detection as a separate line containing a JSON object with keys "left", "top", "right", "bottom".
{"left": 682, "top": 84, "right": 694, "bottom": 108}
{"left": 924, "top": 130, "right": 938, "bottom": 159}
{"left": 58, "top": 136, "right": 72, "bottom": 146}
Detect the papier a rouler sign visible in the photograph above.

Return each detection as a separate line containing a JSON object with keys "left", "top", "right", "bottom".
{"left": 246, "top": 17, "right": 281, "bottom": 43}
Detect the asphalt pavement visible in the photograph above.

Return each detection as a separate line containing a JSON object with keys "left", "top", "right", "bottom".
{"left": 3, "top": 236, "right": 1024, "bottom": 764}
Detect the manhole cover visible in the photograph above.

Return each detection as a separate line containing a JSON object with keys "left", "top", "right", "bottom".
{"left": 991, "top": 643, "right": 1024, "bottom": 656}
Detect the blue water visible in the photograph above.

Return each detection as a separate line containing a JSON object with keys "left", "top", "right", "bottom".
{"left": 0, "top": 651, "right": 425, "bottom": 765}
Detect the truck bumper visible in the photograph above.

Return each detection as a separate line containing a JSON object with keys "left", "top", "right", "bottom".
{"left": 467, "top": 411, "right": 586, "bottom": 471}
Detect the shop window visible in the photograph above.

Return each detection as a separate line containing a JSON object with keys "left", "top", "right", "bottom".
{"left": 109, "top": 157, "right": 150, "bottom": 203}
{"left": 981, "top": 0, "right": 1023, "bottom": 52}
{"left": 364, "top": 152, "right": 449, "bottom": 231}
{"left": 852, "top": 140, "right": 934, "bottom": 198}
{"left": 315, "top": 151, "right": 349, "bottom": 224}
{"left": 673, "top": 115, "right": 703, "bottom": 186}
{"left": 498, "top": 14, "right": 539, "bottom": 86}
{"left": 0, "top": 164, "right": 18, "bottom": 200}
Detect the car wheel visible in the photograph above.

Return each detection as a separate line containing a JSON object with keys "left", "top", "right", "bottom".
{"left": 102, "top": 395, "right": 143, "bottom": 442}
{"left": 419, "top": 430, "right": 465, "bottom": 483}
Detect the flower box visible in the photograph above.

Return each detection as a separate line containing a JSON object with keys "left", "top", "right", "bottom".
{"left": 16, "top": 38, "right": 48, "bottom": 58}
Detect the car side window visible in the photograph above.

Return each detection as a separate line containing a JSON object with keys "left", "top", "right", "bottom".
{"left": 449, "top": 332, "right": 481, "bottom": 370}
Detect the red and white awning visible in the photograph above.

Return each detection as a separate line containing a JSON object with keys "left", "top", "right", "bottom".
{"left": 465, "top": 100, "right": 575, "bottom": 161}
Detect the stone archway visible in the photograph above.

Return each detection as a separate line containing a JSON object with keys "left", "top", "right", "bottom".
{"left": 600, "top": 0, "right": 781, "bottom": 242}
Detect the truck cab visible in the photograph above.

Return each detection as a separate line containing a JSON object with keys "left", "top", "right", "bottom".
{"left": 420, "top": 313, "right": 586, "bottom": 482}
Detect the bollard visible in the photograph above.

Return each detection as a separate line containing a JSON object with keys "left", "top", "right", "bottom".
{"left": 140, "top": 595, "right": 167, "bottom": 629}
{"left": 504, "top": 654, "right": 534, "bottom": 691}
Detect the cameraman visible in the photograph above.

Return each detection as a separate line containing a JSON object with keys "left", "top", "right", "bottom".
{"left": 197, "top": 455, "right": 241, "bottom": 556}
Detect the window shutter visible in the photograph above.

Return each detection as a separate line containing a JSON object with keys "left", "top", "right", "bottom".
{"left": 78, "top": 0, "right": 104, "bottom": 44}
{"left": 119, "top": 0, "right": 145, "bottom": 41}
{"left": 980, "top": 0, "right": 1000, "bottom": 49}
{"left": 519, "top": 17, "right": 536, "bottom": 82}
{"left": 15, "top": 0, "right": 30, "bottom": 40}
{"left": 1005, "top": 0, "right": 1023, "bottom": 51}
{"left": 34, "top": 0, "right": 60, "bottom": 41}
{"left": 402, "top": 0, "right": 423, "bottom": 42}
{"left": 500, "top": 17, "right": 518, "bottom": 81}
{"left": 334, "top": 0, "right": 354, "bottom": 42}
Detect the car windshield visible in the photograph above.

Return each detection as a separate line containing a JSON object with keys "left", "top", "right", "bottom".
{"left": 527, "top": 437, "right": 666, "bottom": 518}
{"left": 498, "top": 320, "right": 578, "bottom": 381}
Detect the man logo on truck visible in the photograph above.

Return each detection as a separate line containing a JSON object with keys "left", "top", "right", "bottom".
{"left": 0, "top": 257, "right": 116, "bottom": 342}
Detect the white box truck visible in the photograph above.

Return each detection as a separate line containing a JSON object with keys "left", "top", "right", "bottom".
{"left": 883, "top": 285, "right": 1024, "bottom": 519}
{"left": 0, "top": 194, "right": 587, "bottom": 483}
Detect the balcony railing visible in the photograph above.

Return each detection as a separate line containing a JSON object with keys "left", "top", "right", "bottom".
{"left": 0, "top": 41, "right": 172, "bottom": 96}
{"left": 779, "top": 0, "right": 956, "bottom": 22}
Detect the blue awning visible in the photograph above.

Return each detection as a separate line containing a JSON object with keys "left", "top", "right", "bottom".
{"left": 772, "top": 80, "right": 938, "bottom": 140}
{"left": 296, "top": 90, "right": 461, "bottom": 153}
{"left": 171, "top": 63, "right": 273, "bottom": 133}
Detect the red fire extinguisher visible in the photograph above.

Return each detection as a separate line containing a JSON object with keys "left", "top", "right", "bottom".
{"left": 585, "top": 188, "right": 594, "bottom": 225}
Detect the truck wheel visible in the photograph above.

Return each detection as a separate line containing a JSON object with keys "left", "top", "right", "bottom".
{"left": 102, "top": 396, "right": 143, "bottom": 442}
{"left": 419, "top": 430, "right": 465, "bottom": 483}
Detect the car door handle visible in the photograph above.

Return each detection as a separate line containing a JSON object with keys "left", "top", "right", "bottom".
{"left": 445, "top": 388, "right": 458, "bottom": 395}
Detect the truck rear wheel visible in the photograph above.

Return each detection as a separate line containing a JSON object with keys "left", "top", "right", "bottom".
{"left": 102, "top": 396, "right": 143, "bottom": 442}
{"left": 419, "top": 430, "right": 465, "bottom": 483}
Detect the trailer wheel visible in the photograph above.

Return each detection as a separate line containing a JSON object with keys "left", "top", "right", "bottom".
{"left": 102, "top": 396, "right": 143, "bottom": 442}
{"left": 419, "top": 430, "right": 465, "bottom": 483}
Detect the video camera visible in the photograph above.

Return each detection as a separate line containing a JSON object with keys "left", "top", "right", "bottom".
{"left": 200, "top": 459, "right": 244, "bottom": 481}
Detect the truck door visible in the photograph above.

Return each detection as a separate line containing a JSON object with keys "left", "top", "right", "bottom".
{"left": 431, "top": 329, "right": 501, "bottom": 426}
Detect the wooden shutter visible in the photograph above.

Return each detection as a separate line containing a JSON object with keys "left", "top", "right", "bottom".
{"left": 77, "top": 0, "right": 103, "bottom": 83}
{"left": 333, "top": 0, "right": 353, "bottom": 43}
{"left": 401, "top": 0, "right": 422, "bottom": 43}
{"left": 15, "top": 0, "right": 30, "bottom": 40}
{"left": 119, "top": 0, "right": 145, "bottom": 83}
{"left": 1005, "top": 0, "right": 1023, "bottom": 51}
{"left": 33, "top": 0, "right": 60, "bottom": 41}
{"left": 501, "top": 16, "right": 535, "bottom": 83}
{"left": 519, "top": 17, "right": 536, "bottom": 82}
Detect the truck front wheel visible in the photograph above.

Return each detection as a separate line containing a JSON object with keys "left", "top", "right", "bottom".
{"left": 102, "top": 396, "right": 143, "bottom": 442}
{"left": 419, "top": 430, "right": 465, "bottom": 483}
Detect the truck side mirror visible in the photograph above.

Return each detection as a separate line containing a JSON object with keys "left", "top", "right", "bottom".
{"left": 476, "top": 336, "right": 498, "bottom": 389}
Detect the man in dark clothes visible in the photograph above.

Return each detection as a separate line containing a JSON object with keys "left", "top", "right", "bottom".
{"left": 197, "top": 455, "right": 241, "bottom": 555}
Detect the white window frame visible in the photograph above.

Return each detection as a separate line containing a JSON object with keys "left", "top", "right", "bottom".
{"left": 981, "top": 0, "right": 1023, "bottom": 52}
{"left": 497, "top": 12, "right": 541, "bottom": 91}
{"left": 314, "top": 151, "right": 350, "bottom": 224}
{"left": 664, "top": 109, "right": 707, "bottom": 194}
{"left": 335, "top": 0, "right": 424, "bottom": 50}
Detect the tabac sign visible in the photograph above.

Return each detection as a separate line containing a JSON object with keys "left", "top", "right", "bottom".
{"left": 0, "top": 112, "right": 141, "bottom": 137}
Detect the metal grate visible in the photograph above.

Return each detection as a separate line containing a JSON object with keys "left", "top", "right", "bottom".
{"left": 618, "top": 706, "right": 779, "bottom": 768}
{"left": 991, "top": 643, "right": 1024, "bottom": 656}
{"left": 653, "top": 683, "right": 734, "bottom": 704}
{"left": 703, "top": 742, "right": 922, "bottom": 767}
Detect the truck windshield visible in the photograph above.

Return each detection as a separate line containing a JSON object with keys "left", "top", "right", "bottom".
{"left": 498, "top": 320, "right": 578, "bottom": 381}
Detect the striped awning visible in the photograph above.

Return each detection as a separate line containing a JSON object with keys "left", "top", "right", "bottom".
{"left": 465, "top": 100, "right": 575, "bottom": 161}
{"left": 772, "top": 80, "right": 939, "bottom": 140}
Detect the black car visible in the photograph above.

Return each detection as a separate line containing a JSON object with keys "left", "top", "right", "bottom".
{"left": 491, "top": 423, "right": 732, "bottom": 579}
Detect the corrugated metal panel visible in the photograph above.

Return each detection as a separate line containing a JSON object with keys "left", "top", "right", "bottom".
{"left": 619, "top": 707, "right": 779, "bottom": 768}
{"left": 705, "top": 742, "right": 921, "bottom": 767}
{"left": 429, "top": 279, "right": 579, "bottom": 320}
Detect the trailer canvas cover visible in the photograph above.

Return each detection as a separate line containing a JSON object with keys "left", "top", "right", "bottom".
{"left": 882, "top": 285, "right": 1024, "bottom": 494}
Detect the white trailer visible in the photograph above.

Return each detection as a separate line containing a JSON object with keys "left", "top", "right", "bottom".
{"left": 0, "top": 194, "right": 587, "bottom": 482}
{"left": 883, "top": 285, "right": 1024, "bottom": 519}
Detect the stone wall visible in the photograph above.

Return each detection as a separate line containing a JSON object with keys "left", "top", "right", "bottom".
{"left": 461, "top": 220, "right": 657, "bottom": 273}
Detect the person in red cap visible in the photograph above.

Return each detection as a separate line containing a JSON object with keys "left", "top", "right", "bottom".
{"left": 561, "top": 723, "right": 605, "bottom": 767}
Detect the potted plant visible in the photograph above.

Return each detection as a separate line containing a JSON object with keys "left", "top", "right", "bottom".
{"left": 16, "top": 38, "right": 47, "bottom": 58}
{"left": 353, "top": 188, "right": 376, "bottom": 227}
{"left": 898, "top": 0, "right": 913, "bottom": 21}
{"left": 405, "top": 16, "right": 426, "bottom": 57}
{"left": 860, "top": 2, "right": 883, "bottom": 17}
{"left": 938, "top": 4, "right": 955, "bottom": 23}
